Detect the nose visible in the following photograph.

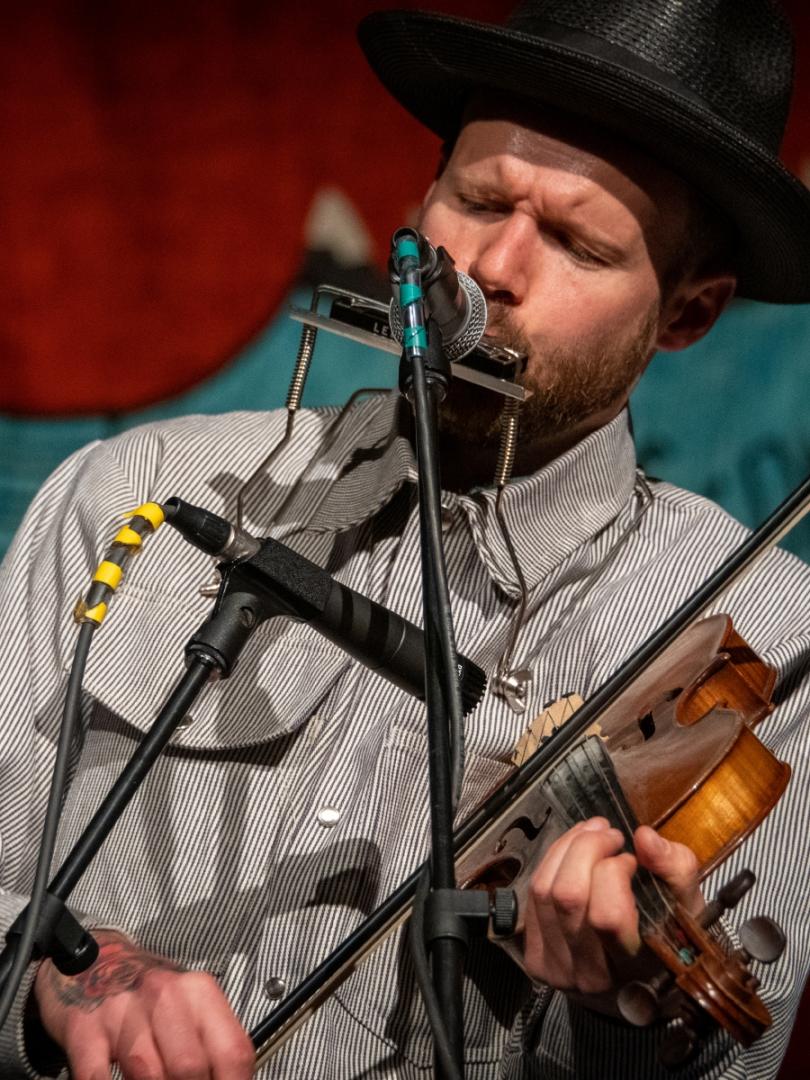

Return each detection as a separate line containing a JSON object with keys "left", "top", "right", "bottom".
{"left": 467, "top": 214, "right": 534, "bottom": 307}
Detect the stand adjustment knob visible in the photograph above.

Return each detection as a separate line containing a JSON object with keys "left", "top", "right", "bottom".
{"left": 490, "top": 889, "right": 517, "bottom": 937}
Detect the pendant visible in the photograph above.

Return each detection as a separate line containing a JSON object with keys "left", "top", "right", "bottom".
{"left": 492, "top": 668, "right": 533, "bottom": 714}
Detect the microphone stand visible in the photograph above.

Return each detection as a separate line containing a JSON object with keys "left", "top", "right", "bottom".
{"left": 0, "top": 585, "right": 269, "bottom": 994}
{"left": 392, "top": 227, "right": 479, "bottom": 1080}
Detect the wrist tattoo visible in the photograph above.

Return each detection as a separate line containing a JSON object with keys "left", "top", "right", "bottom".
{"left": 46, "top": 938, "right": 185, "bottom": 1012}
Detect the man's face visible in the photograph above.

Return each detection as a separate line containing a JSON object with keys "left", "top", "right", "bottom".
{"left": 417, "top": 104, "right": 694, "bottom": 450}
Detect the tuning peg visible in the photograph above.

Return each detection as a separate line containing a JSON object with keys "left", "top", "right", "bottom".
{"left": 700, "top": 869, "right": 756, "bottom": 930}
{"left": 659, "top": 1018, "right": 698, "bottom": 1069}
{"left": 617, "top": 970, "right": 673, "bottom": 1027}
{"left": 738, "top": 916, "right": 786, "bottom": 965}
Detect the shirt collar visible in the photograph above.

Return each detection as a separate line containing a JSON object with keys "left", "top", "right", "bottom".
{"left": 450, "top": 411, "right": 639, "bottom": 595}
{"left": 276, "top": 392, "right": 416, "bottom": 535}
{"left": 282, "top": 393, "right": 638, "bottom": 594}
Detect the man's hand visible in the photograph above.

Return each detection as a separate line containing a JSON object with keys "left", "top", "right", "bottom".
{"left": 522, "top": 817, "right": 702, "bottom": 997}
{"left": 33, "top": 930, "right": 255, "bottom": 1080}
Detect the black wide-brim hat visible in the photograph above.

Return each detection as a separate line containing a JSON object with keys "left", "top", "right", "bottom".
{"left": 358, "top": 0, "right": 810, "bottom": 304}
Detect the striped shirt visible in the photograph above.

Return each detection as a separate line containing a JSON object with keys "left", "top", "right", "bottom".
{"left": 0, "top": 392, "right": 807, "bottom": 1078}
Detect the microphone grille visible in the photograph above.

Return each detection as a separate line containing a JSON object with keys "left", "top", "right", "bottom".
{"left": 388, "top": 271, "right": 487, "bottom": 361}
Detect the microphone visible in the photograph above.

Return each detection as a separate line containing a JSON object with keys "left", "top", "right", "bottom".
{"left": 389, "top": 237, "right": 487, "bottom": 361}
{"left": 164, "top": 497, "right": 487, "bottom": 716}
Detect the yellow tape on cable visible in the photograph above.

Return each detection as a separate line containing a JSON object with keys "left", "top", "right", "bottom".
{"left": 125, "top": 502, "right": 166, "bottom": 531}
{"left": 113, "top": 525, "right": 143, "bottom": 548}
{"left": 81, "top": 601, "right": 108, "bottom": 626}
{"left": 92, "top": 560, "right": 123, "bottom": 590}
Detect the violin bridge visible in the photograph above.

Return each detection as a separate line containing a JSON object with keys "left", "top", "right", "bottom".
{"left": 511, "top": 693, "right": 604, "bottom": 766}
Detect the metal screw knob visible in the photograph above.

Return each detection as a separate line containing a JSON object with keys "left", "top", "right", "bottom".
{"left": 490, "top": 889, "right": 517, "bottom": 937}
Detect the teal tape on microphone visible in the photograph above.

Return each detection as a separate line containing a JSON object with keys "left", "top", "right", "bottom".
{"left": 396, "top": 236, "right": 421, "bottom": 262}
{"left": 400, "top": 282, "right": 422, "bottom": 307}
{"left": 404, "top": 326, "right": 428, "bottom": 348}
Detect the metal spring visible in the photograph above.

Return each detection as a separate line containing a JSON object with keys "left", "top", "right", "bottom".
{"left": 286, "top": 323, "right": 318, "bottom": 412}
{"left": 493, "top": 397, "right": 521, "bottom": 488}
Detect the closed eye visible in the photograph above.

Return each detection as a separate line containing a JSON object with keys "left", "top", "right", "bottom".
{"left": 456, "top": 192, "right": 509, "bottom": 216}
{"left": 552, "top": 230, "right": 611, "bottom": 268}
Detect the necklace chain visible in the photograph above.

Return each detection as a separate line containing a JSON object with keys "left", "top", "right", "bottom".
{"left": 492, "top": 471, "right": 654, "bottom": 713}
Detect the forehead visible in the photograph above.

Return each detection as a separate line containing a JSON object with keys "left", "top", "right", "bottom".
{"left": 450, "top": 96, "right": 692, "bottom": 234}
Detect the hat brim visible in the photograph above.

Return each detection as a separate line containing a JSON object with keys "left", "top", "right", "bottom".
{"left": 358, "top": 10, "right": 810, "bottom": 303}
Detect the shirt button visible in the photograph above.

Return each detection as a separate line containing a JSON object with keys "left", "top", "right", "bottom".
{"left": 177, "top": 714, "right": 194, "bottom": 729}
{"left": 316, "top": 806, "right": 341, "bottom": 828}
{"left": 441, "top": 503, "right": 454, "bottom": 528}
{"left": 264, "top": 976, "right": 287, "bottom": 1000}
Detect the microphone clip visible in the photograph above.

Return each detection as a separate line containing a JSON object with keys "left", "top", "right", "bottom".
{"left": 389, "top": 229, "right": 454, "bottom": 399}
{"left": 397, "top": 314, "right": 451, "bottom": 400}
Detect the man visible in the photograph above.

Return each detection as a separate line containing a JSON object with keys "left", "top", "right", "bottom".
{"left": 0, "top": 1, "right": 808, "bottom": 1077}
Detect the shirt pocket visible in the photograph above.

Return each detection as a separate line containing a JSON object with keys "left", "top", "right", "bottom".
{"left": 74, "top": 584, "right": 351, "bottom": 750}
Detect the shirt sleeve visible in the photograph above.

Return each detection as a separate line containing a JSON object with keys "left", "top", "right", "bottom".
{"left": 0, "top": 439, "right": 136, "bottom": 1078}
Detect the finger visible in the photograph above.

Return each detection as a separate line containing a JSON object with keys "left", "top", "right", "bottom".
{"left": 588, "top": 851, "right": 641, "bottom": 955}
{"left": 524, "top": 825, "right": 625, "bottom": 988}
{"left": 537, "top": 831, "right": 628, "bottom": 994}
{"left": 117, "top": 1041, "right": 165, "bottom": 1080}
{"left": 184, "top": 975, "right": 254, "bottom": 1080}
{"left": 200, "top": 1012, "right": 255, "bottom": 1080}
{"left": 66, "top": 1024, "right": 113, "bottom": 1080}
{"left": 530, "top": 817, "right": 612, "bottom": 898}
{"left": 634, "top": 826, "right": 703, "bottom": 915}
{"left": 522, "top": 878, "right": 573, "bottom": 984}
{"left": 115, "top": 1003, "right": 165, "bottom": 1080}
{"left": 150, "top": 990, "right": 210, "bottom": 1080}
{"left": 542, "top": 827, "right": 626, "bottom": 937}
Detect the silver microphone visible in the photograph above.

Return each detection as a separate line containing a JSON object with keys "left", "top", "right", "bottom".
{"left": 389, "top": 243, "right": 487, "bottom": 361}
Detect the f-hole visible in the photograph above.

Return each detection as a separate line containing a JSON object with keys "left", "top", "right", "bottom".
{"left": 494, "top": 808, "right": 551, "bottom": 852}
{"left": 638, "top": 712, "right": 656, "bottom": 740}
{"left": 638, "top": 687, "right": 682, "bottom": 740}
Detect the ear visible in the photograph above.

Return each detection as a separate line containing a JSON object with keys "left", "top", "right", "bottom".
{"left": 655, "top": 273, "right": 737, "bottom": 352}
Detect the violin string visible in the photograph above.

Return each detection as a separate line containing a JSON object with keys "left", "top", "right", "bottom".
{"left": 587, "top": 754, "right": 692, "bottom": 964}
{"left": 583, "top": 742, "right": 676, "bottom": 930}
{"left": 587, "top": 745, "right": 680, "bottom": 933}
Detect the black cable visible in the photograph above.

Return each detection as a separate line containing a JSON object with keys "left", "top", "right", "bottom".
{"left": 0, "top": 620, "right": 95, "bottom": 1031}
{"left": 409, "top": 866, "right": 464, "bottom": 1080}
{"left": 406, "top": 320, "right": 469, "bottom": 1074}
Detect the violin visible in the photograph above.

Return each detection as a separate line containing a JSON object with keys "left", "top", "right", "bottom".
{"left": 456, "top": 613, "right": 789, "bottom": 1065}
{"left": 252, "top": 614, "right": 791, "bottom": 1070}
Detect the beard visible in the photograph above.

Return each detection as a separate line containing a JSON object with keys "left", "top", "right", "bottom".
{"left": 438, "top": 300, "right": 660, "bottom": 448}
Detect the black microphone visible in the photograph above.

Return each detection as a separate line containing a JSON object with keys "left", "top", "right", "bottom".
{"left": 389, "top": 236, "right": 487, "bottom": 361}
{"left": 164, "top": 497, "right": 486, "bottom": 716}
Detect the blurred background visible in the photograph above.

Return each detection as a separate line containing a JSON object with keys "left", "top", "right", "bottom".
{"left": 0, "top": 1, "right": 808, "bottom": 1069}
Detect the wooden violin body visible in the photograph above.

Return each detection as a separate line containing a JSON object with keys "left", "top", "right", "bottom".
{"left": 456, "top": 614, "right": 790, "bottom": 1060}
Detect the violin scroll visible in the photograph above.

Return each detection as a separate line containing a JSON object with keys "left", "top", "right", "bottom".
{"left": 617, "top": 869, "right": 786, "bottom": 1064}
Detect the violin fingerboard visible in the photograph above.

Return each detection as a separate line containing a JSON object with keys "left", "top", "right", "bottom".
{"left": 543, "top": 736, "right": 639, "bottom": 841}
{"left": 543, "top": 737, "right": 670, "bottom": 929}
